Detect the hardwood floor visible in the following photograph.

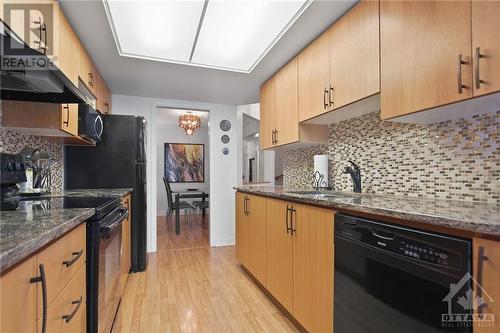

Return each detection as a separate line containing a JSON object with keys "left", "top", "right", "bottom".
{"left": 120, "top": 214, "right": 299, "bottom": 333}
{"left": 118, "top": 246, "right": 300, "bottom": 333}
{"left": 157, "top": 213, "right": 209, "bottom": 251}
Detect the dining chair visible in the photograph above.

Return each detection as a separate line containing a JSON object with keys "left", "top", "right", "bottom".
{"left": 163, "top": 177, "right": 195, "bottom": 223}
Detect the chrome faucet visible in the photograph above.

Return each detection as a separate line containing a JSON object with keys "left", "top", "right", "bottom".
{"left": 343, "top": 161, "right": 361, "bottom": 193}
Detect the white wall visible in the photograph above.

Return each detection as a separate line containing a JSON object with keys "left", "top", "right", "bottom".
{"left": 112, "top": 94, "right": 238, "bottom": 251}
{"left": 156, "top": 122, "right": 209, "bottom": 214}
{"left": 236, "top": 103, "right": 275, "bottom": 186}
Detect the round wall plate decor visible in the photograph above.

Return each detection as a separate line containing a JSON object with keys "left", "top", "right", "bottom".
{"left": 222, "top": 147, "right": 230, "bottom": 155}
{"left": 221, "top": 135, "right": 230, "bottom": 144}
{"left": 219, "top": 120, "right": 231, "bottom": 131}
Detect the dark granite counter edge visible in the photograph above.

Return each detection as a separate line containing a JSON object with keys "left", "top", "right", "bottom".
{"left": 234, "top": 187, "right": 500, "bottom": 240}
{"left": 0, "top": 208, "right": 95, "bottom": 272}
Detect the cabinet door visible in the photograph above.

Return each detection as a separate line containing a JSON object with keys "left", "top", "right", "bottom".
{"left": 266, "top": 198, "right": 293, "bottom": 313}
{"left": 0, "top": 256, "right": 38, "bottom": 333}
{"left": 298, "top": 31, "right": 330, "bottom": 122}
{"left": 472, "top": 0, "right": 500, "bottom": 97}
{"left": 473, "top": 238, "right": 500, "bottom": 333}
{"left": 120, "top": 194, "right": 131, "bottom": 294}
{"left": 235, "top": 192, "right": 249, "bottom": 267}
{"left": 330, "top": 0, "right": 379, "bottom": 109}
{"left": 78, "top": 47, "right": 97, "bottom": 96}
{"left": 246, "top": 194, "right": 267, "bottom": 285}
{"left": 60, "top": 104, "right": 78, "bottom": 136}
{"left": 380, "top": 1, "right": 472, "bottom": 119}
{"left": 292, "top": 204, "right": 334, "bottom": 333}
{"left": 260, "top": 77, "right": 276, "bottom": 150}
{"left": 53, "top": 3, "right": 79, "bottom": 86}
{"left": 274, "top": 57, "right": 299, "bottom": 147}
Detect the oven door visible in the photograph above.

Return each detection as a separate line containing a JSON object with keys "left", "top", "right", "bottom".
{"left": 98, "top": 207, "right": 128, "bottom": 333}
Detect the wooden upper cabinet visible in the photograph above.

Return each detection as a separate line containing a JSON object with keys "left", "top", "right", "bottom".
{"left": 96, "top": 71, "right": 112, "bottom": 114}
{"left": 0, "top": 256, "right": 38, "bottom": 333}
{"left": 473, "top": 238, "right": 500, "bottom": 333}
{"left": 53, "top": 2, "right": 79, "bottom": 86}
{"left": 274, "top": 57, "right": 299, "bottom": 147}
{"left": 78, "top": 46, "right": 98, "bottom": 96}
{"left": 329, "top": 0, "right": 379, "bottom": 109}
{"left": 298, "top": 31, "right": 330, "bottom": 122}
{"left": 259, "top": 77, "right": 276, "bottom": 150}
{"left": 1, "top": 0, "right": 43, "bottom": 50}
{"left": 1, "top": 100, "right": 79, "bottom": 137}
{"left": 266, "top": 198, "right": 293, "bottom": 313}
{"left": 380, "top": 1, "right": 472, "bottom": 119}
{"left": 472, "top": 0, "right": 500, "bottom": 97}
{"left": 292, "top": 204, "right": 334, "bottom": 333}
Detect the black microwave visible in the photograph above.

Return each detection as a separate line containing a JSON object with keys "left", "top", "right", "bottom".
{"left": 78, "top": 104, "right": 103, "bottom": 143}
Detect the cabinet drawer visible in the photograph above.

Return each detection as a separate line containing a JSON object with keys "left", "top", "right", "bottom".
{"left": 39, "top": 264, "right": 86, "bottom": 333}
{"left": 37, "top": 223, "right": 86, "bottom": 313}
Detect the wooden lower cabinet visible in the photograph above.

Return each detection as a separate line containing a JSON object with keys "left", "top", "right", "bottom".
{"left": 235, "top": 193, "right": 267, "bottom": 285}
{"left": 473, "top": 238, "right": 500, "bottom": 333}
{"left": 0, "top": 224, "right": 87, "bottom": 333}
{"left": 0, "top": 256, "right": 38, "bottom": 333}
{"left": 40, "top": 264, "right": 86, "bottom": 333}
{"left": 292, "top": 204, "right": 334, "bottom": 333}
{"left": 120, "top": 194, "right": 132, "bottom": 294}
{"left": 266, "top": 198, "right": 293, "bottom": 313}
{"left": 237, "top": 192, "right": 335, "bottom": 332}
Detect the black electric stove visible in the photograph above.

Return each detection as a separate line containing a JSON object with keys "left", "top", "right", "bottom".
{"left": 10, "top": 196, "right": 121, "bottom": 219}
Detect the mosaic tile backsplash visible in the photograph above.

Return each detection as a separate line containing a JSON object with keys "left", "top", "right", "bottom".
{"left": 0, "top": 128, "right": 63, "bottom": 192}
{"left": 283, "top": 111, "right": 499, "bottom": 204}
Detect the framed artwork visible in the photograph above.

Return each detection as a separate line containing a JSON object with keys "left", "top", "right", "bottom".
{"left": 164, "top": 143, "right": 204, "bottom": 183}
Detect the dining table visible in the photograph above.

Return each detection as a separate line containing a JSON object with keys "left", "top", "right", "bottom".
{"left": 173, "top": 190, "right": 209, "bottom": 234}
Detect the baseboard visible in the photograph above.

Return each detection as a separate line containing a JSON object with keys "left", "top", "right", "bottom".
{"left": 211, "top": 238, "right": 235, "bottom": 247}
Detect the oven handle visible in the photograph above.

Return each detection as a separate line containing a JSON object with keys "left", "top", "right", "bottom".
{"left": 100, "top": 207, "right": 128, "bottom": 238}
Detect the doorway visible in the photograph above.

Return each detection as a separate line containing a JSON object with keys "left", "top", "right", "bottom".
{"left": 155, "top": 107, "right": 210, "bottom": 250}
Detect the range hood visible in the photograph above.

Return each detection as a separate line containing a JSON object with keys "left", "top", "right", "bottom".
{"left": 0, "top": 21, "right": 87, "bottom": 104}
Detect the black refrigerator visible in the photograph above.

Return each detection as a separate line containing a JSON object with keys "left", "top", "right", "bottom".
{"left": 65, "top": 115, "right": 147, "bottom": 272}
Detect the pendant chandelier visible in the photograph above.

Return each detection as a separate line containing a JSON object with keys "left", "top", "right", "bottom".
{"left": 178, "top": 112, "right": 201, "bottom": 135}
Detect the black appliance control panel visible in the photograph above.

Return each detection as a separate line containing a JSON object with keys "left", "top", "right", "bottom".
{"left": 0, "top": 153, "right": 26, "bottom": 184}
{"left": 399, "top": 239, "right": 450, "bottom": 266}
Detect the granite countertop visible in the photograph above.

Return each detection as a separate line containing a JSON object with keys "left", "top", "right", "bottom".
{"left": 234, "top": 186, "right": 500, "bottom": 238}
{"left": 0, "top": 188, "right": 133, "bottom": 272}
{"left": 46, "top": 188, "right": 133, "bottom": 198}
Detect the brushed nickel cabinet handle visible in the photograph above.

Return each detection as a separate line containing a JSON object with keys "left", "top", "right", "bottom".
{"left": 476, "top": 246, "right": 489, "bottom": 314}
{"left": 475, "top": 47, "right": 484, "bottom": 89}
{"left": 323, "top": 89, "right": 328, "bottom": 109}
{"left": 63, "top": 104, "right": 70, "bottom": 127}
{"left": 329, "top": 86, "right": 334, "bottom": 107}
{"left": 30, "top": 264, "right": 47, "bottom": 333}
{"left": 275, "top": 129, "right": 278, "bottom": 144}
{"left": 62, "top": 249, "right": 83, "bottom": 267}
{"left": 457, "top": 54, "right": 467, "bottom": 94}
{"left": 62, "top": 296, "right": 83, "bottom": 323}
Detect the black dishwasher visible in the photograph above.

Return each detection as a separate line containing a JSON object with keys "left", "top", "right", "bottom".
{"left": 334, "top": 214, "right": 472, "bottom": 333}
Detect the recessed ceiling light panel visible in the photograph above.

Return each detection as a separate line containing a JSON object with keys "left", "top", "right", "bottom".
{"left": 103, "top": 0, "right": 311, "bottom": 73}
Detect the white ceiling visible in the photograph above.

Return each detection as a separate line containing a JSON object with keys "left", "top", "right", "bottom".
{"left": 60, "top": 0, "right": 357, "bottom": 105}
{"left": 104, "top": 0, "right": 311, "bottom": 73}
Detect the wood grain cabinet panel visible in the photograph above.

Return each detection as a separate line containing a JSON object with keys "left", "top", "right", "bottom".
{"left": 0, "top": 256, "right": 38, "bottom": 333}
{"left": 260, "top": 76, "right": 276, "bottom": 150}
{"left": 235, "top": 192, "right": 249, "bottom": 267}
{"left": 266, "top": 198, "right": 293, "bottom": 313}
{"left": 292, "top": 204, "right": 334, "bottom": 333}
{"left": 472, "top": 0, "right": 500, "bottom": 97}
{"left": 473, "top": 238, "right": 500, "bottom": 333}
{"left": 380, "top": 0, "right": 473, "bottom": 119}
{"left": 37, "top": 223, "right": 86, "bottom": 313}
{"left": 246, "top": 194, "right": 267, "bottom": 285}
{"left": 120, "top": 194, "right": 131, "bottom": 295}
{"left": 329, "top": 0, "right": 379, "bottom": 110}
{"left": 274, "top": 57, "right": 299, "bottom": 147}
{"left": 40, "top": 264, "right": 86, "bottom": 333}
{"left": 298, "top": 31, "right": 331, "bottom": 122}
{"left": 53, "top": 2, "right": 79, "bottom": 86}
